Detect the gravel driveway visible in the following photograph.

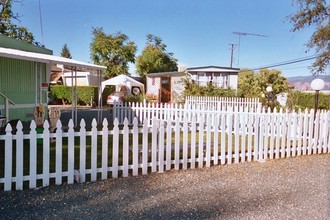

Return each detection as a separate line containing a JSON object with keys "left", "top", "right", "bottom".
{"left": 1, "top": 154, "right": 329, "bottom": 219}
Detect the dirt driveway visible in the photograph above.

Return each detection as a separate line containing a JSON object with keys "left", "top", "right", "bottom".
{"left": 1, "top": 154, "right": 329, "bottom": 219}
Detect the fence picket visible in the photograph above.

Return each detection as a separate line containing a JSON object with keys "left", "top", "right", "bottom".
{"left": 15, "top": 121, "right": 23, "bottom": 190}
{"left": 165, "top": 118, "right": 172, "bottom": 171}
{"left": 142, "top": 118, "right": 148, "bottom": 175}
{"left": 43, "top": 121, "right": 50, "bottom": 187}
{"left": 123, "top": 118, "right": 129, "bottom": 177}
{"left": 102, "top": 119, "right": 109, "bottom": 180}
{"left": 67, "top": 120, "right": 75, "bottom": 184}
{"left": 132, "top": 118, "right": 139, "bottom": 176}
{"left": 198, "top": 117, "right": 204, "bottom": 168}
{"left": 91, "top": 119, "right": 98, "bottom": 181}
{"left": 151, "top": 118, "right": 158, "bottom": 172}
{"left": 112, "top": 118, "right": 119, "bottom": 178}
{"left": 174, "top": 117, "right": 181, "bottom": 170}
{"left": 190, "top": 115, "right": 197, "bottom": 169}
{"left": 29, "top": 121, "right": 37, "bottom": 189}
{"left": 4, "top": 124, "right": 13, "bottom": 191}
{"left": 182, "top": 116, "right": 188, "bottom": 170}
{"left": 55, "top": 120, "right": 63, "bottom": 185}
{"left": 79, "top": 120, "right": 87, "bottom": 182}
{"left": 158, "top": 120, "right": 165, "bottom": 173}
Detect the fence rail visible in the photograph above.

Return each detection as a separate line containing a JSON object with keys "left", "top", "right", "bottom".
{"left": 0, "top": 107, "right": 329, "bottom": 191}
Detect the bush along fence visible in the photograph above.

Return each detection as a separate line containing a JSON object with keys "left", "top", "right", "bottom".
{"left": 0, "top": 107, "right": 329, "bottom": 191}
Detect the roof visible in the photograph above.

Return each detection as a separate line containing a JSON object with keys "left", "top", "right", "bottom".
{"left": 147, "top": 71, "right": 186, "bottom": 77}
{"left": 0, "top": 47, "right": 106, "bottom": 71}
{"left": 187, "top": 66, "right": 240, "bottom": 72}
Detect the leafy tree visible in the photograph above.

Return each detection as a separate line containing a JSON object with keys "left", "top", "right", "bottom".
{"left": 238, "top": 68, "right": 291, "bottom": 107}
{"left": 90, "top": 27, "right": 137, "bottom": 78}
{"left": 0, "top": 0, "right": 39, "bottom": 45}
{"left": 237, "top": 69, "right": 261, "bottom": 97}
{"left": 60, "top": 43, "right": 72, "bottom": 59}
{"left": 289, "top": 0, "right": 330, "bottom": 74}
{"left": 136, "top": 34, "right": 178, "bottom": 78}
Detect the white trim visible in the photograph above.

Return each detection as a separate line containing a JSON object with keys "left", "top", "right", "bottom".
{"left": 0, "top": 47, "right": 106, "bottom": 71}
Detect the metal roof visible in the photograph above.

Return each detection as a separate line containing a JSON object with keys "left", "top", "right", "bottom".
{"left": 187, "top": 66, "right": 240, "bottom": 72}
{"left": 0, "top": 47, "right": 106, "bottom": 71}
{"left": 147, "top": 71, "right": 186, "bottom": 77}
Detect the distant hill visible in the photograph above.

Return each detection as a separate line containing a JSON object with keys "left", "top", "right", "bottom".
{"left": 286, "top": 75, "right": 330, "bottom": 91}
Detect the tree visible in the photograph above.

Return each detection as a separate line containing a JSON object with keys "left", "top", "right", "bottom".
{"left": 60, "top": 43, "right": 72, "bottom": 59}
{"left": 289, "top": 0, "right": 330, "bottom": 74}
{"left": 0, "top": 0, "right": 39, "bottom": 45}
{"left": 135, "top": 34, "right": 178, "bottom": 78}
{"left": 238, "top": 69, "right": 291, "bottom": 107}
{"left": 90, "top": 27, "right": 136, "bottom": 78}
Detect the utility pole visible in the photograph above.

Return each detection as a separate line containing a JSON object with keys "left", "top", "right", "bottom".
{"left": 233, "top": 31, "right": 268, "bottom": 67}
{"left": 229, "top": 43, "right": 235, "bottom": 68}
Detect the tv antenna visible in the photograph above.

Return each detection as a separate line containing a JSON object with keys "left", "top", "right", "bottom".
{"left": 233, "top": 31, "right": 268, "bottom": 67}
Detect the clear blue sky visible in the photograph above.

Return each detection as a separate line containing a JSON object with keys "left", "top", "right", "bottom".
{"left": 13, "top": 0, "right": 323, "bottom": 77}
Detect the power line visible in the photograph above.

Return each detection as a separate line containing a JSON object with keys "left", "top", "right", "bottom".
{"left": 249, "top": 55, "right": 317, "bottom": 71}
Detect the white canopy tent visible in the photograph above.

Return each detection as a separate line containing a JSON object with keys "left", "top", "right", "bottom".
{"left": 101, "top": 74, "right": 144, "bottom": 95}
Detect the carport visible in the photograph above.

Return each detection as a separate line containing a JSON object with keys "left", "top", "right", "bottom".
{"left": 0, "top": 47, "right": 107, "bottom": 126}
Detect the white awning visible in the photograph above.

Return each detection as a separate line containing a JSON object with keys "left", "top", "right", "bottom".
{"left": 0, "top": 47, "right": 106, "bottom": 71}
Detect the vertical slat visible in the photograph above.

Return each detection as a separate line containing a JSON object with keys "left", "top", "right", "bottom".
{"left": 91, "top": 119, "right": 98, "bottom": 181}
{"left": 220, "top": 113, "right": 226, "bottom": 165}
{"left": 174, "top": 117, "right": 180, "bottom": 170}
{"left": 258, "top": 113, "right": 264, "bottom": 161}
{"left": 182, "top": 116, "right": 188, "bottom": 170}
{"left": 42, "top": 121, "right": 50, "bottom": 187}
{"left": 165, "top": 118, "right": 172, "bottom": 171}
{"left": 55, "top": 120, "right": 63, "bottom": 185}
{"left": 286, "top": 112, "right": 292, "bottom": 158}
{"left": 302, "top": 110, "right": 308, "bottom": 155}
{"left": 247, "top": 113, "right": 253, "bottom": 162}
{"left": 307, "top": 109, "right": 314, "bottom": 155}
{"left": 227, "top": 112, "right": 233, "bottom": 164}
{"left": 297, "top": 111, "right": 303, "bottom": 156}
{"left": 280, "top": 110, "right": 287, "bottom": 158}
{"left": 4, "top": 124, "right": 13, "bottom": 191}
{"left": 132, "top": 118, "right": 139, "bottom": 176}
{"left": 67, "top": 120, "right": 75, "bottom": 184}
{"left": 112, "top": 118, "right": 119, "bottom": 178}
{"left": 206, "top": 114, "right": 211, "bottom": 167}
{"left": 241, "top": 112, "right": 246, "bottom": 162}
{"left": 79, "top": 120, "right": 86, "bottom": 182}
{"left": 190, "top": 115, "right": 197, "bottom": 169}
{"left": 158, "top": 120, "right": 165, "bottom": 173}
{"left": 29, "top": 121, "right": 37, "bottom": 189}
{"left": 101, "top": 119, "right": 109, "bottom": 180}
{"left": 15, "top": 121, "right": 24, "bottom": 190}
{"left": 213, "top": 114, "right": 219, "bottom": 165}
{"left": 142, "top": 118, "right": 148, "bottom": 175}
{"left": 292, "top": 112, "right": 297, "bottom": 157}
{"left": 234, "top": 111, "right": 239, "bottom": 163}
{"left": 122, "top": 118, "right": 129, "bottom": 177}
{"left": 253, "top": 113, "right": 260, "bottom": 161}
{"left": 151, "top": 118, "right": 158, "bottom": 172}
{"left": 275, "top": 110, "right": 280, "bottom": 159}
{"left": 198, "top": 116, "right": 204, "bottom": 168}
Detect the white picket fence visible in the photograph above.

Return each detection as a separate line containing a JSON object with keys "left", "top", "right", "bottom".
{"left": 0, "top": 107, "right": 329, "bottom": 191}
{"left": 185, "top": 96, "right": 262, "bottom": 111}
{"left": 113, "top": 101, "right": 261, "bottom": 125}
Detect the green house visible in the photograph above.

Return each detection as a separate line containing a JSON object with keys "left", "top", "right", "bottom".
{"left": 0, "top": 35, "right": 106, "bottom": 126}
